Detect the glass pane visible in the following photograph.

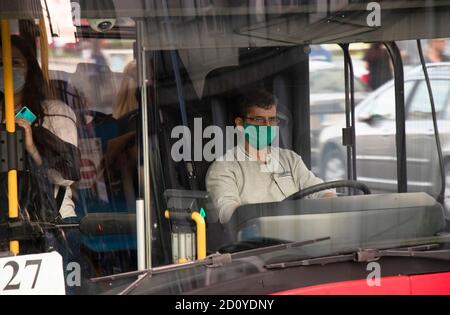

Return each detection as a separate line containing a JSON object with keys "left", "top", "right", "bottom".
{"left": 310, "top": 44, "right": 347, "bottom": 177}
{"left": 2, "top": 1, "right": 450, "bottom": 296}
{"left": 0, "top": 18, "right": 139, "bottom": 295}
{"left": 402, "top": 38, "right": 450, "bottom": 216}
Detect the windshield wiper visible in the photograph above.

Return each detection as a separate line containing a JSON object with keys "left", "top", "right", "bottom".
{"left": 265, "top": 243, "right": 450, "bottom": 269}
{"left": 229, "top": 236, "right": 331, "bottom": 259}
{"left": 91, "top": 236, "right": 331, "bottom": 294}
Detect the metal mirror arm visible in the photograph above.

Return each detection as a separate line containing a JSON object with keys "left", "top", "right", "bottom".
{"left": 384, "top": 41, "right": 407, "bottom": 193}
{"left": 417, "top": 39, "right": 445, "bottom": 204}
{"left": 339, "top": 43, "right": 357, "bottom": 187}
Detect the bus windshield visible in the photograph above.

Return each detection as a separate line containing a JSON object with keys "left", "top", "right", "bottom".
{"left": 1, "top": 0, "right": 450, "bottom": 295}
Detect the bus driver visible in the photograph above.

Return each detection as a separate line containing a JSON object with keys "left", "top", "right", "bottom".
{"left": 206, "top": 89, "right": 336, "bottom": 224}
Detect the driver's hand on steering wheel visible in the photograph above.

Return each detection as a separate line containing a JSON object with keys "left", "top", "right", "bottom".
{"left": 322, "top": 191, "right": 337, "bottom": 198}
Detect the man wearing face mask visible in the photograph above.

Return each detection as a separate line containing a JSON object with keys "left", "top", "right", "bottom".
{"left": 206, "top": 89, "right": 336, "bottom": 224}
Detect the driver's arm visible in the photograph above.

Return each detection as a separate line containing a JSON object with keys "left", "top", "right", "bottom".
{"left": 321, "top": 191, "right": 337, "bottom": 198}
{"left": 290, "top": 151, "right": 336, "bottom": 198}
{"left": 206, "top": 161, "right": 242, "bottom": 224}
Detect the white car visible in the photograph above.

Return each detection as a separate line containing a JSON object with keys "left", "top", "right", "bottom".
{"left": 309, "top": 60, "right": 370, "bottom": 173}
{"left": 317, "top": 62, "right": 450, "bottom": 213}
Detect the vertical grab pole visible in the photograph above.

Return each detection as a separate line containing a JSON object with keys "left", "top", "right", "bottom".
{"left": 136, "top": 20, "right": 152, "bottom": 269}
{"left": 136, "top": 199, "right": 146, "bottom": 270}
{"left": 1, "top": 20, "right": 19, "bottom": 255}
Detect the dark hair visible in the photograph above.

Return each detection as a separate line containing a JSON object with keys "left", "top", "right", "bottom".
{"left": 1, "top": 35, "right": 47, "bottom": 125}
{"left": 236, "top": 89, "right": 277, "bottom": 118}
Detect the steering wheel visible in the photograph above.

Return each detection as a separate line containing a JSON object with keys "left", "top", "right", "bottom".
{"left": 285, "top": 180, "right": 371, "bottom": 201}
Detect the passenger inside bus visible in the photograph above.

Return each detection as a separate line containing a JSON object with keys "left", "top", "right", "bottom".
{"left": 113, "top": 60, "right": 138, "bottom": 119}
{"left": 206, "top": 89, "right": 336, "bottom": 224}
{"left": 53, "top": 58, "right": 139, "bottom": 276}
{"left": 109, "top": 60, "right": 139, "bottom": 210}
{"left": 0, "top": 35, "right": 81, "bottom": 263}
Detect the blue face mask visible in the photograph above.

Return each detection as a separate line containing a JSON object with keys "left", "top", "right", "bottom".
{"left": 0, "top": 66, "right": 26, "bottom": 94}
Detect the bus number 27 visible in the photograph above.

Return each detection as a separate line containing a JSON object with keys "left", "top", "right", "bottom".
{"left": 2, "top": 259, "right": 42, "bottom": 291}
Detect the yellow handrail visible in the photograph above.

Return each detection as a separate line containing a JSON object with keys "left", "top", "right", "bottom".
{"left": 191, "top": 212, "right": 206, "bottom": 260}
{"left": 1, "top": 19, "right": 19, "bottom": 255}
{"left": 165, "top": 210, "right": 207, "bottom": 261}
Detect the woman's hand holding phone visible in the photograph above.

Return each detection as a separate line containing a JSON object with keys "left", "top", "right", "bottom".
{"left": 15, "top": 117, "right": 42, "bottom": 166}
{"left": 15, "top": 106, "right": 37, "bottom": 125}
{"left": 15, "top": 107, "right": 42, "bottom": 165}
{"left": 15, "top": 118, "right": 35, "bottom": 152}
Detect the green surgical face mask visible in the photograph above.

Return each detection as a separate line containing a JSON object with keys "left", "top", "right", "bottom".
{"left": 243, "top": 123, "right": 277, "bottom": 150}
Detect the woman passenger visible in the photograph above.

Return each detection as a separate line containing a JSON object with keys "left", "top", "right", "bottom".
{"left": 0, "top": 35, "right": 80, "bottom": 224}
{"left": 0, "top": 34, "right": 81, "bottom": 277}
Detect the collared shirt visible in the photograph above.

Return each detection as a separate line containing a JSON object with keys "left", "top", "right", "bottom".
{"left": 206, "top": 145, "right": 334, "bottom": 224}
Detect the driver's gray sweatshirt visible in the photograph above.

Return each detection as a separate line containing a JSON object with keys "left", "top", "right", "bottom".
{"left": 205, "top": 146, "right": 335, "bottom": 224}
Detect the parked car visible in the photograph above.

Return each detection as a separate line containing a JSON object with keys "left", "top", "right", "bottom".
{"left": 317, "top": 62, "right": 450, "bottom": 216}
